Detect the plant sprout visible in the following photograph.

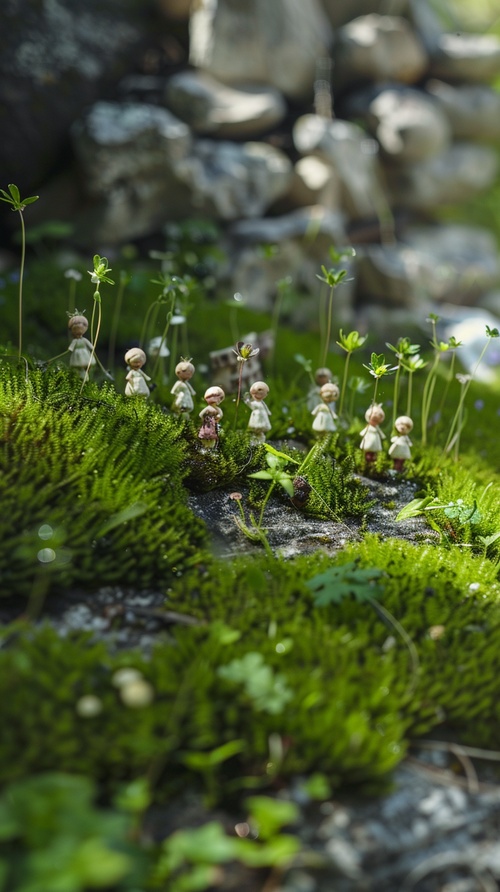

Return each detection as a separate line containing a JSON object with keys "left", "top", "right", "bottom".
{"left": 400, "top": 353, "right": 427, "bottom": 418}
{"left": 386, "top": 337, "right": 420, "bottom": 431}
{"left": 0, "top": 183, "right": 39, "bottom": 359}
{"left": 336, "top": 329, "right": 368, "bottom": 417}
{"left": 420, "top": 315, "right": 460, "bottom": 446}
{"left": 232, "top": 341, "right": 260, "bottom": 420}
{"left": 316, "top": 248, "right": 354, "bottom": 369}
{"left": 362, "top": 353, "right": 397, "bottom": 407}
{"left": 82, "top": 255, "right": 114, "bottom": 389}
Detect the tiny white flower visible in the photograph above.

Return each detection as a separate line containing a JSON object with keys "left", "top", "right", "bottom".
{"left": 469, "top": 582, "right": 480, "bottom": 593}
{"left": 120, "top": 679, "right": 154, "bottom": 709}
{"left": 112, "top": 667, "right": 143, "bottom": 688}
{"left": 76, "top": 694, "right": 103, "bottom": 717}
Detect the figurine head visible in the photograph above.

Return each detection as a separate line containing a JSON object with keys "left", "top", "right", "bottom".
{"left": 320, "top": 382, "right": 339, "bottom": 404}
{"left": 315, "top": 367, "right": 333, "bottom": 387}
{"left": 204, "top": 386, "right": 225, "bottom": 406}
{"left": 365, "top": 404, "right": 385, "bottom": 425}
{"left": 394, "top": 415, "right": 413, "bottom": 434}
{"left": 68, "top": 315, "right": 88, "bottom": 338}
{"left": 249, "top": 381, "right": 269, "bottom": 401}
{"left": 125, "top": 347, "right": 147, "bottom": 369}
{"left": 175, "top": 359, "right": 195, "bottom": 381}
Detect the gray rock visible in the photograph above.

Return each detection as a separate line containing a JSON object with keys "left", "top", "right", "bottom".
{"left": 429, "top": 32, "right": 500, "bottom": 83}
{"left": 288, "top": 157, "right": 342, "bottom": 211}
{"left": 334, "top": 15, "right": 428, "bottom": 88}
{"left": 320, "top": 0, "right": 407, "bottom": 30}
{"left": 403, "top": 224, "right": 500, "bottom": 305}
{"left": 226, "top": 207, "right": 352, "bottom": 319}
{"left": 175, "top": 140, "right": 293, "bottom": 220}
{"left": 293, "top": 115, "right": 385, "bottom": 221}
{"left": 0, "top": 0, "right": 149, "bottom": 192}
{"left": 164, "top": 70, "right": 287, "bottom": 137}
{"left": 346, "top": 85, "right": 451, "bottom": 163}
{"left": 407, "top": 0, "right": 446, "bottom": 52}
{"left": 189, "top": 0, "right": 332, "bottom": 100}
{"left": 387, "top": 143, "right": 499, "bottom": 210}
{"left": 155, "top": 0, "right": 192, "bottom": 19}
{"left": 427, "top": 79, "right": 500, "bottom": 141}
{"left": 355, "top": 244, "right": 436, "bottom": 308}
{"left": 72, "top": 102, "right": 193, "bottom": 243}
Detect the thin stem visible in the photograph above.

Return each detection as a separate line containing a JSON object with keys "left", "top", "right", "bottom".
{"left": 17, "top": 209, "right": 26, "bottom": 359}
{"left": 258, "top": 480, "right": 276, "bottom": 529}
{"left": 392, "top": 361, "right": 402, "bottom": 431}
{"left": 444, "top": 340, "right": 491, "bottom": 455}
{"left": 420, "top": 353, "right": 440, "bottom": 446}
{"left": 168, "top": 325, "right": 178, "bottom": 382}
{"left": 107, "top": 275, "right": 127, "bottom": 368}
{"left": 338, "top": 351, "right": 351, "bottom": 418}
{"left": 139, "top": 300, "right": 159, "bottom": 349}
{"left": 321, "top": 285, "right": 334, "bottom": 368}
{"left": 406, "top": 371, "right": 413, "bottom": 417}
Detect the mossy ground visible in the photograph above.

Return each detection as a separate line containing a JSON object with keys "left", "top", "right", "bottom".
{"left": 2, "top": 254, "right": 500, "bottom": 887}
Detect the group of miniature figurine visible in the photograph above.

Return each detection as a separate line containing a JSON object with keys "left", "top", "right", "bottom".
{"left": 60, "top": 311, "right": 413, "bottom": 468}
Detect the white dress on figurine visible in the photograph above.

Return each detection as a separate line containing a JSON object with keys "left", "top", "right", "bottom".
{"left": 68, "top": 337, "right": 95, "bottom": 378}
{"left": 125, "top": 368, "right": 151, "bottom": 397}
{"left": 248, "top": 399, "right": 272, "bottom": 433}
{"left": 388, "top": 434, "right": 412, "bottom": 460}
{"left": 311, "top": 402, "right": 337, "bottom": 433}
{"left": 360, "top": 423, "right": 386, "bottom": 453}
{"left": 171, "top": 380, "right": 196, "bottom": 413}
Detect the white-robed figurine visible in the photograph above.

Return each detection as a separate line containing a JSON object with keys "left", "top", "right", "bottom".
{"left": 307, "top": 367, "right": 334, "bottom": 411}
{"left": 388, "top": 415, "right": 413, "bottom": 472}
{"left": 124, "top": 347, "right": 151, "bottom": 398}
{"left": 170, "top": 359, "right": 196, "bottom": 415}
{"left": 311, "top": 382, "right": 339, "bottom": 436}
{"left": 245, "top": 381, "right": 271, "bottom": 443}
{"left": 198, "top": 386, "right": 225, "bottom": 449}
{"left": 67, "top": 314, "right": 96, "bottom": 381}
{"left": 360, "top": 404, "right": 386, "bottom": 463}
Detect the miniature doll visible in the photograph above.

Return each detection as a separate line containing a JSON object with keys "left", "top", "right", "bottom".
{"left": 311, "top": 382, "right": 339, "bottom": 436}
{"left": 307, "top": 367, "right": 334, "bottom": 411}
{"left": 67, "top": 314, "right": 96, "bottom": 381}
{"left": 124, "top": 347, "right": 151, "bottom": 398}
{"left": 359, "top": 404, "right": 386, "bottom": 463}
{"left": 171, "top": 359, "right": 196, "bottom": 416}
{"left": 388, "top": 415, "right": 413, "bottom": 472}
{"left": 245, "top": 380, "right": 272, "bottom": 443}
{"left": 198, "top": 386, "right": 225, "bottom": 449}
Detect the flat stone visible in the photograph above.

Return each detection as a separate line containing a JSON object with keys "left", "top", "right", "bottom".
{"left": 429, "top": 32, "right": 500, "bottom": 83}
{"left": 334, "top": 15, "right": 428, "bottom": 88}
{"left": 426, "top": 79, "right": 500, "bottom": 141}
{"left": 164, "top": 70, "right": 286, "bottom": 137}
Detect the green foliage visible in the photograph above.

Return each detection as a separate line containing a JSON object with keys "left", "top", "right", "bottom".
{"left": 0, "top": 365, "right": 208, "bottom": 596}
{"left": 306, "top": 561, "right": 385, "bottom": 605}
{"left": 0, "top": 773, "right": 146, "bottom": 891}
{"left": 217, "top": 652, "right": 293, "bottom": 714}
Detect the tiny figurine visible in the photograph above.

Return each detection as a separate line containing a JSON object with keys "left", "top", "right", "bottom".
{"left": 67, "top": 313, "right": 96, "bottom": 381}
{"left": 360, "top": 403, "right": 386, "bottom": 463}
{"left": 170, "top": 358, "right": 196, "bottom": 416}
{"left": 124, "top": 347, "right": 151, "bottom": 398}
{"left": 245, "top": 380, "right": 272, "bottom": 443}
{"left": 307, "top": 367, "right": 334, "bottom": 411}
{"left": 388, "top": 415, "right": 413, "bottom": 472}
{"left": 311, "top": 382, "right": 339, "bottom": 436}
{"left": 198, "top": 386, "right": 225, "bottom": 449}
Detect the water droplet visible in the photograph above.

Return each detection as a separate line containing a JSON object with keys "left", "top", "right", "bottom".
{"left": 37, "top": 548, "right": 56, "bottom": 564}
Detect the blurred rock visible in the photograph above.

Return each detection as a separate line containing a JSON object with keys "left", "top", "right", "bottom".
{"left": 429, "top": 33, "right": 500, "bottom": 83}
{"left": 175, "top": 140, "right": 293, "bottom": 219}
{"left": 345, "top": 85, "right": 451, "bottom": 163}
{"left": 334, "top": 15, "right": 428, "bottom": 88}
{"left": 189, "top": 0, "right": 332, "bottom": 100}
{"left": 426, "top": 80, "right": 500, "bottom": 141}
{"left": 387, "top": 143, "right": 499, "bottom": 210}
{"left": 156, "top": 0, "right": 192, "bottom": 20}
{"left": 287, "top": 157, "right": 341, "bottom": 211}
{"left": 0, "top": 0, "right": 150, "bottom": 193}
{"left": 293, "top": 115, "right": 385, "bottom": 220}
{"left": 320, "top": 0, "right": 407, "bottom": 30}
{"left": 355, "top": 244, "right": 435, "bottom": 308}
{"left": 407, "top": 0, "right": 446, "bottom": 51}
{"left": 71, "top": 102, "right": 193, "bottom": 243}
{"left": 164, "top": 70, "right": 287, "bottom": 137}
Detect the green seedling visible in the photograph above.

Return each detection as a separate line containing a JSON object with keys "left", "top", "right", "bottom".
{"left": 420, "top": 314, "right": 461, "bottom": 446}
{"left": 386, "top": 337, "right": 420, "bottom": 431}
{"left": 362, "top": 352, "right": 397, "bottom": 406}
{"left": 400, "top": 352, "right": 427, "bottom": 418}
{"left": 0, "top": 183, "right": 39, "bottom": 359}
{"left": 82, "top": 255, "right": 114, "bottom": 391}
{"left": 336, "top": 329, "right": 368, "bottom": 417}
{"left": 316, "top": 249, "right": 353, "bottom": 368}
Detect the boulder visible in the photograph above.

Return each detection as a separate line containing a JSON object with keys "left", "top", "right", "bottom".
{"left": 320, "top": 0, "right": 407, "bottom": 30}
{"left": 189, "top": 0, "right": 332, "bottom": 101}
{"left": 0, "top": 0, "right": 149, "bottom": 193}
{"left": 387, "top": 143, "right": 499, "bottom": 210}
{"left": 164, "top": 70, "right": 287, "bottom": 137}
{"left": 71, "top": 102, "right": 193, "bottom": 243}
{"left": 355, "top": 244, "right": 436, "bottom": 308}
{"left": 426, "top": 80, "right": 500, "bottom": 141}
{"left": 287, "top": 157, "right": 341, "bottom": 211}
{"left": 334, "top": 15, "right": 428, "bottom": 88}
{"left": 293, "top": 114, "right": 386, "bottom": 221}
{"left": 345, "top": 85, "right": 451, "bottom": 163}
{"left": 429, "top": 33, "right": 500, "bottom": 83}
{"left": 175, "top": 140, "right": 293, "bottom": 219}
